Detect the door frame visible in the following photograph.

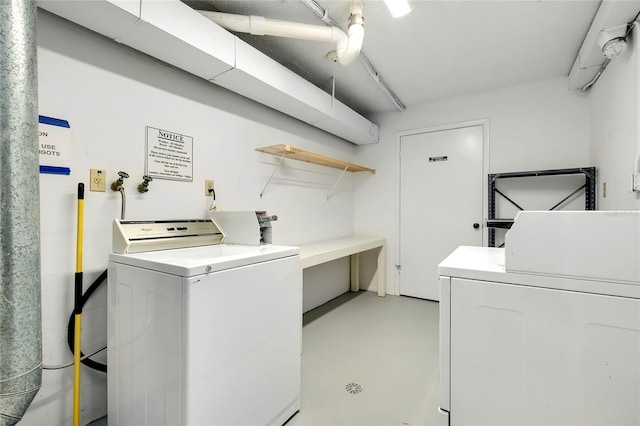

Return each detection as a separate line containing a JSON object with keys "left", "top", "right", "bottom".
{"left": 393, "top": 119, "right": 490, "bottom": 296}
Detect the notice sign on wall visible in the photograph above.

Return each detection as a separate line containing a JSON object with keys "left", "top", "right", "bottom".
{"left": 146, "top": 126, "right": 193, "bottom": 181}
{"left": 39, "top": 115, "right": 72, "bottom": 175}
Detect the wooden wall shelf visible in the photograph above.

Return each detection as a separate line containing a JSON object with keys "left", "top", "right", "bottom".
{"left": 256, "top": 144, "right": 376, "bottom": 174}
{"left": 256, "top": 144, "right": 375, "bottom": 199}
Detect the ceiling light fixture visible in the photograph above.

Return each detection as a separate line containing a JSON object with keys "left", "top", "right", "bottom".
{"left": 581, "top": 22, "right": 631, "bottom": 92}
{"left": 601, "top": 37, "right": 627, "bottom": 59}
{"left": 383, "top": 0, "right": 412, "bottom": 18}
{"left": 596, "top": 24, "right": 628, "bottom": 59}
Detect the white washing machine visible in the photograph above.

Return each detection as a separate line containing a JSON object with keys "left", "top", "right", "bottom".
{"left": 438, "top": 211, "right": 640, "bottom": 426}
{"left": 107, "top": 218, "right": 301, "bottom": 426}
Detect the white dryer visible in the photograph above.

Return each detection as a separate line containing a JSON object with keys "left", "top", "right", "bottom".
{"left": 107, "top": 218, "right": 301, "bottom": 425}
{"left": 438, "top": 211, "right": 640, "bottom": 426}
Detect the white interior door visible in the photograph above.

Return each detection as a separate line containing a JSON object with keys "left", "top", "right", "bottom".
{"left": 399, "top": 125, "right": 484, "bottom": 300}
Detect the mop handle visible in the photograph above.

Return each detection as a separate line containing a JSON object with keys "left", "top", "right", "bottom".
{"left": 75, "top": 183, "right": 84, "bottom": 312}
{"left": 73, "top": 183, "right": 84, "bottom": 426}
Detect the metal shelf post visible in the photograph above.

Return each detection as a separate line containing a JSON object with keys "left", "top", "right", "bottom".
{"left": 487, "top": 167, "right": 597, "bottom": 247}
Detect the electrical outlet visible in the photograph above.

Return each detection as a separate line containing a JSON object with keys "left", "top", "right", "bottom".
{"left": 205, "top": 179, "right": 215, "bottom": 196}
{"left": 90, "top": 169, "right": 106, "bottom": 192}
{"left": 633, "top": 173, "right": 640, "bottom": 192}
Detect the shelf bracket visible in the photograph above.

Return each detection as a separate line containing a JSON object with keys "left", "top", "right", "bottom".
{"left": 260, "top": 152, "right": 287, "bottom": 198}
{"left": 327, "top": 163, "right": 350, "bottom": 201}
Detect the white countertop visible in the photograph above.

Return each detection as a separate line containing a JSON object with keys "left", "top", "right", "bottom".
{"left": 298, "top": 236, "right": 385, "bottom": 269}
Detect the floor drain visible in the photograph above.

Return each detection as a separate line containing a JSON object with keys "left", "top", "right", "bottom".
{"left": 345, "top": 383, "right": 363, "bottom": 394}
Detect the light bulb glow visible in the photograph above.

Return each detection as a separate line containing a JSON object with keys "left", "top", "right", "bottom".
{"left": 383, "top": 0, "right": 412, "bottom": 18}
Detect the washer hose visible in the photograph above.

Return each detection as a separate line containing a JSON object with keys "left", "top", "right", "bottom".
{"left": 66, "top": 270, "right": 108, "bottom": 373}
{"left": 66, "top": 175, "right": 129, "bottom": 373}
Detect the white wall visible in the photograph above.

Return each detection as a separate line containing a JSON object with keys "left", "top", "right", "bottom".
{"left": 589, "top": 25, "right": 640, "bottom": 210}
{"left": 354, "top": 77, "right": 591, "bottom": 295}
{"left": 29, "top": 11, "right": 361, "bottom": 425}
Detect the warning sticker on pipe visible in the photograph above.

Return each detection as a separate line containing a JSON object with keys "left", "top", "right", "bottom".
{"left": 39, "top": 115, "right": 72, "bottom": 175}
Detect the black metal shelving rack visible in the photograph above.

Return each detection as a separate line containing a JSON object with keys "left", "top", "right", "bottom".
{"left": 487, "top": 167, "right": 596, "bottom": 247}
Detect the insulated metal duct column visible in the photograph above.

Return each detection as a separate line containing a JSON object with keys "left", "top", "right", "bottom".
{"left": 0, "top": 0, "right": 43, "bottom": 425}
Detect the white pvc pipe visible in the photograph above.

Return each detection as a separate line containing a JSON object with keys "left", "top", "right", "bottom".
{"left": 198, "top": 4, "right": 364, "bottom": 66}
{"left": 199, "top": 11, "right": 344, "bottom": 44}
{"left": 335, "top": 20, "right": 363, "bottom": 65}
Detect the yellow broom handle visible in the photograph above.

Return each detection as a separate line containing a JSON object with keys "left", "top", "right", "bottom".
{"left": 76, "top": 198, "right": 83, "bottom": 271}
{"left": 73, "top": 184, "right": 84, "bottom": 426}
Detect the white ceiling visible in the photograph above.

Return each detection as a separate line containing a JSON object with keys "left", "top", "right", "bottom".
{"left": 184, "top": 0, "right": 601, "bottom": 117}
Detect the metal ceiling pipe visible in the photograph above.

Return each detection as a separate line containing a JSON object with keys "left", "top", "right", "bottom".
{"left": 0, "top": 0, "right": 43, "bottom": 424}
{"left": 199, "top": 2, "right": 364, "bottom": 65}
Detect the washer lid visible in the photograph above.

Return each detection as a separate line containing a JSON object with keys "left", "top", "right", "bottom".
{"left": 109, "top": 243, "right": 299, "bottom": 277}
{"left": 505, "top": 211, "right": 640, "bottom": 284}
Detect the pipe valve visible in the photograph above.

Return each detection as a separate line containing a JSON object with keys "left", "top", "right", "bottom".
{"left": 111, "top": 171, "right": 129, "bottom": 191}
{"left": 137, "top": 175, "right": 153, "bottom": 193}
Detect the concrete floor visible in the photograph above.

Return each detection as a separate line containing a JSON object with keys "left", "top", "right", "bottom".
{"left": 287, "top": 291, "right": 440, "bottom": 426}
{"left": 89, "top": 291, "right": 440, "bottom": 426}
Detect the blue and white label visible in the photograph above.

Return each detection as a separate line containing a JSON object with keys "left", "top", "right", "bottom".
{"left": 39, "top": 115, "right": 71, "bottom": 175}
